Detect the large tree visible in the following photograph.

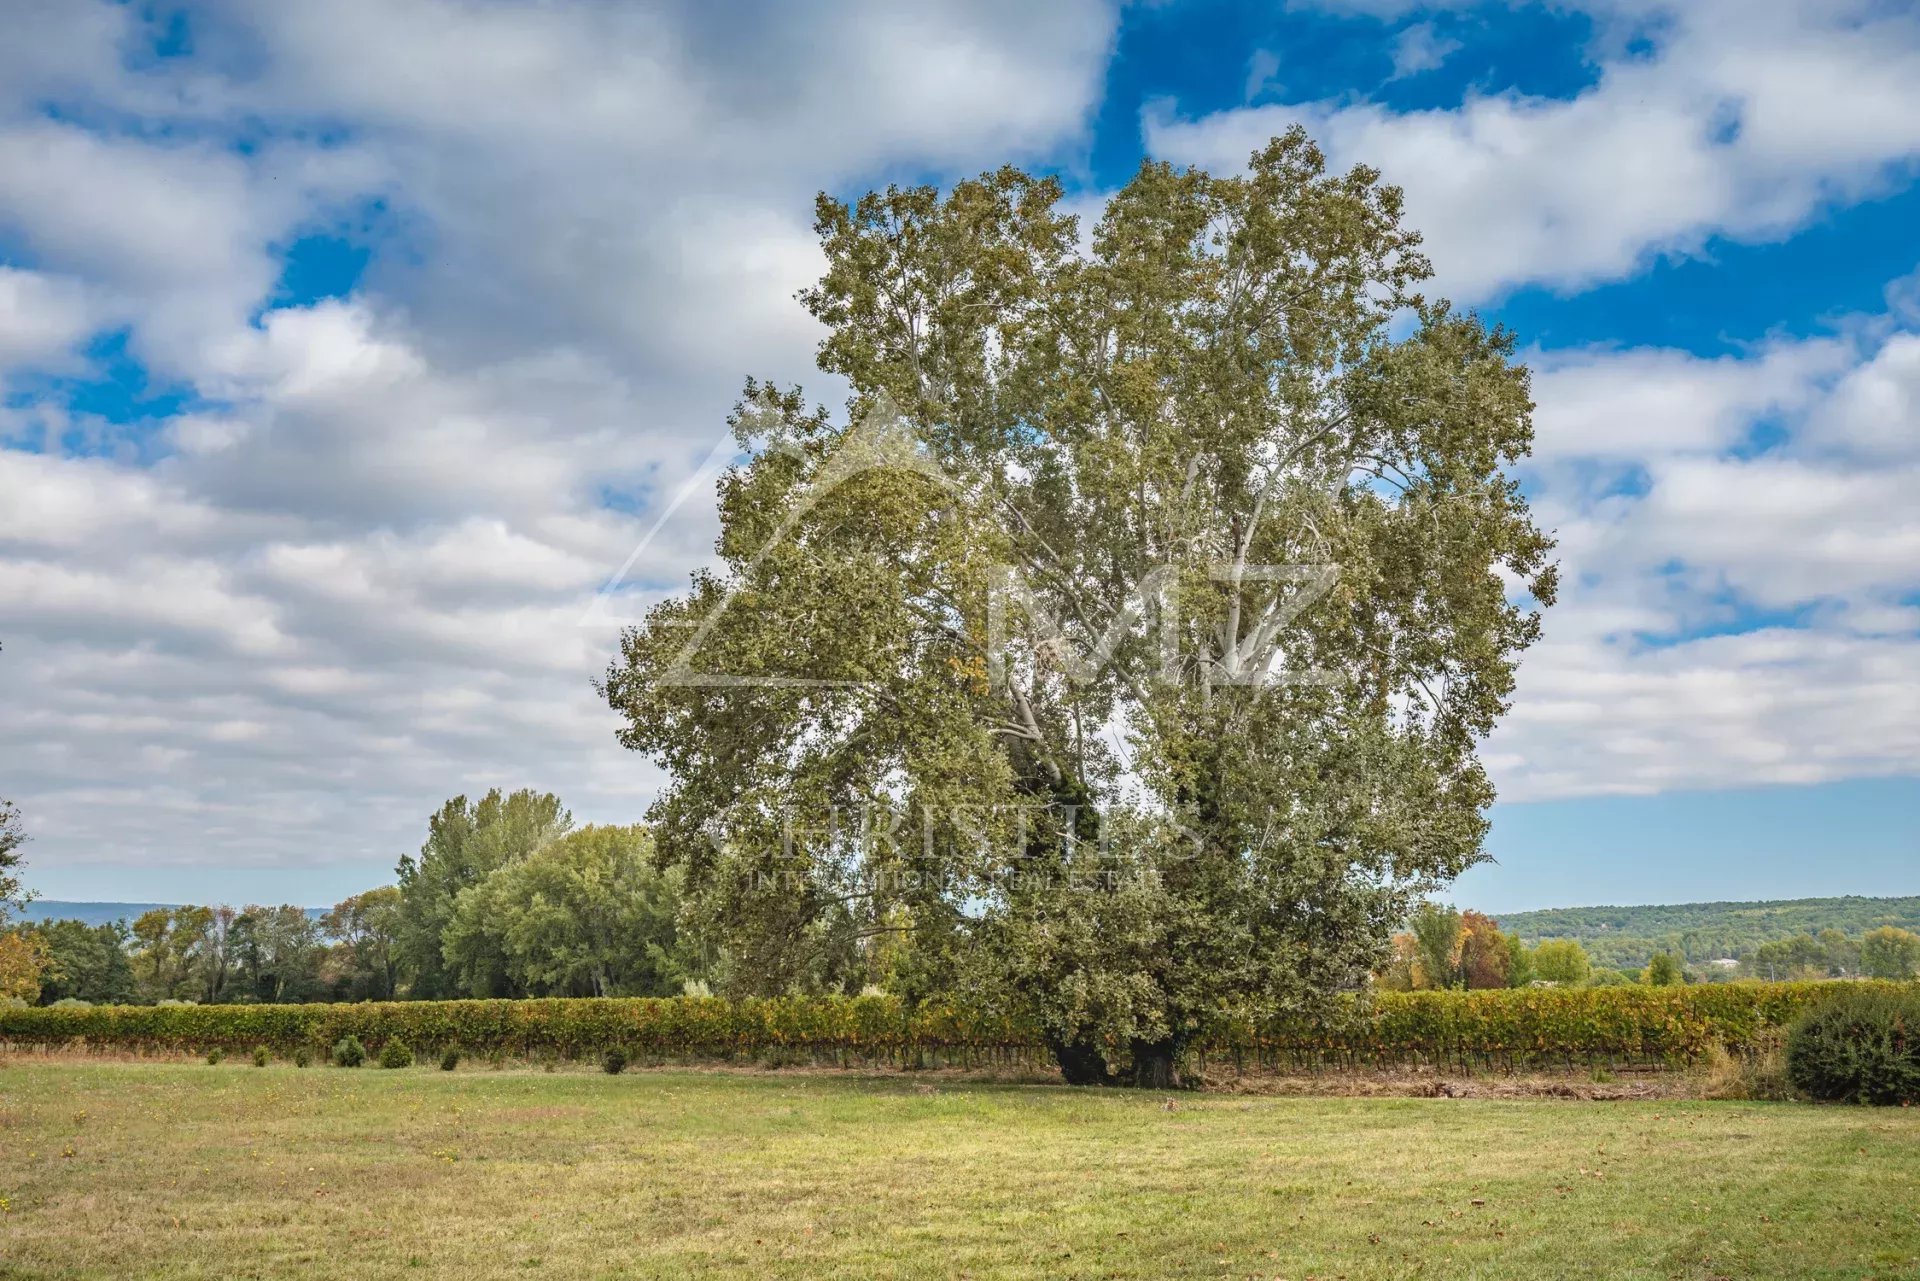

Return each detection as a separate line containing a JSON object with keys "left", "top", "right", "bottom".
{"left": 0, "top": 798, "right": 28, "bottom": 923}
{"left": 393, "top": 789, "right": 572, "bottom": 998}
{"left": 322, "top": 887, "right": 405, "bottom": 1001}
{"left": 605, "top": 129, "right": 1554, "bottom": 1085}
{"left": 32, "top": 919, "right": 138, "bottom": 1005}
{"left": 442, "top": 825, "right": 693, "bottom": 998}
{"left": 229, "top": 904, "right": 324, "bottom": 1004}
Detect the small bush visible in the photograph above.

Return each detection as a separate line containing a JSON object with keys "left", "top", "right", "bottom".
{"left": 379, "top": 1040, "right": 414, "bottom": 1069}
{"left": 440, "top": 1048, "right": 460, "bottom": 1072}
{"left": 602, "top": 1048, "right": 627, "bottom": 1075}
{"left": 1786, "top": 988, "right": 1920, "bottom": 1105}
{"left": 204, "top": 1047, "right": 225, "bottom": 1065}
{"left": 251, "top": 1045, "right": 270, "bottom": 1068}
{"left": 293, "top": 1046, "right": 312, "bottom": 1068}
{"left": 333, "top": 1035, "right": 366, "bottom": 1068}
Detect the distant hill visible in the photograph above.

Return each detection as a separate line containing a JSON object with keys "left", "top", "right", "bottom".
{"left": 17, "top": 901, "right": 325, "bottom": 928}
{"left": 17, "top": 901, "right": 178, "bottom": 928}
{"left": 1496, "top": 895, "right": 1920, "bottom": 970}
{"left": 20, "top": 895, "right": 1919, "bottom": 972}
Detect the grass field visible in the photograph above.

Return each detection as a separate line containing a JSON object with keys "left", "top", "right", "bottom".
{"left": 3, "top": 1061, "right": 1918, "bottom": 1279}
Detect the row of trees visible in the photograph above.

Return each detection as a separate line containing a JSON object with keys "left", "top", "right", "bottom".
{"left": 1378, "top": 905, "right": 1920, "bottom": 990}
{"left": 14, "top": 785, "right": 1918, "bottom": 1008}
{"left": 1740, "top": 926, "right": 1920, "bottom": 982}
{"left": 1379, "top": 905, "right": 1606, "bottom": 991}
{"left": 1496, "top": 897, "right": 1920, "bottom": 971}
{"left": 15, "top": 800, "right": 1919, "bottom": 1008}
{"left": 14, "top": 790, "right": 701, "bottom": 1007}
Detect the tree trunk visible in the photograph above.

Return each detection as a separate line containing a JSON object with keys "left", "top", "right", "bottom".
{"left": 1128, "top": 1038, "right": 1180, "bottom": 1090}
{"left": 1047, "top": 1035, "right": 1114, "bottom": 1086}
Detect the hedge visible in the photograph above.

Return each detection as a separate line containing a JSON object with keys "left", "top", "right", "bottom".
{"left": 4, "top": 982, "right": 1908, "bottom": 1073}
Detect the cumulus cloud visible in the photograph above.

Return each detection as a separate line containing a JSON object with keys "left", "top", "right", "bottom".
{"left": 1387, "top": 21, "right": 1461, "bottom": 79}
{"left": 0, "top": 0, "right": 1117, "bottom": 893}
{"left": 1146, "top": 0, "right": 1920, "bottom": 301}
{"left": 0, "top": 0, "right": 1915, "bottom": 899}
{"left": 1487, "top": 306, "right": 1920, "bottom": 800}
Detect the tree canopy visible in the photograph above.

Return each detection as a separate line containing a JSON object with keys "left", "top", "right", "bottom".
{"left": 605, "top": 128, "right": 1555, "bottom": 1084}
{"left": 443, "top": 825, "right": 694, "bottom": 998}
{"left": 394, "top": 789, "right": 571, "bottom": 999}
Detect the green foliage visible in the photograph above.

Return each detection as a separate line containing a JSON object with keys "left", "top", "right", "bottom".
{"left": 228, "top": 904, "right": 324, "bottom": 1004}
{"left": 123, "top": 902, "right": 335, "bottom": 1005}
{"left": 30, "top": 919, "right": 137, "bottom": 1004}
{"left": 1645, "top": 953, "right": 1683, "bottom": 986}
{"left": 293, "top": 1045, "right": 312, "bottom": 1068}
{"left": 602, "top": 1048, "right": 628, "bottom": 1075}
{"left": 1748, "top": 932, "right": 1842, "bottom": 981}
{"left": 5, "top": 983, "right": 1901, "bottom": 1073}
{"left": 378, "top": 1039, "right": 414, "bottom": 1069}
{"left": 0, "top": 798, "right": 26, "bottom": 922}
{"left": 442, "top": 825, "right": 693, "bottom": 999}
{"left": 205, "top": 1046, "right": 224, "bottom": 1065}
{"left": 1861, "top": 926, "right": 1920, "bottom": 980}
{"left": 1504, "top": 934, "right": 1534, "bottom": 989}
{"left": 333, "top": 1035, "right": 366, "bottom": 1068}
{"left": 605, "top": 129, "right": 1553, "bottom": 1083}
{"left": 439, "top": 1047, "right": 459, "bottom": 1071}
{"left": 321, "top": 887, "right": 404, "bottom": 1001}
{"left": 1408, "top": 903, "right": 1463, "bottom": 989}
{"left": 394, "top": 789, "right": 572, "bottom": 999}
{"left": 1529, "top": 939, "right": 1591, "bottom": 985}
{"left": 1786, "top": 987, "right": 1920, "bottom": 1105}
{"left": 251, "top": 1044, "right": 270, "bottom": 1067}
{"left": 1500, "top": 895, "right": 1920, "bottom": 972}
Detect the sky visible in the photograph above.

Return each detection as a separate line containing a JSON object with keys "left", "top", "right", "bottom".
{"left": 1, "top": 0, "right": 1916, "bottom": 915}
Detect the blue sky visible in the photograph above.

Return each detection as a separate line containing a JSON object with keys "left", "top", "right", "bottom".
{"left": 1, "top": 1, "right": 1916, "bottom": 913}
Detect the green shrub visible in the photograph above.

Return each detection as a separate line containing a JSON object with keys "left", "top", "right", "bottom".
{"left": 251, "top": 1045, "right": 270, "bottom": 1068}
{"left": 1786, "top": 988, "right": 1920, "bottom": 1105}
{"left": 333, "top": 1035, "right": 366, "bottom": 1068}
{"left": 379, "top": 1040, "right": 414, "bottom": 1069}
{"left": 602, "top": 1048, "right": 627, "bottom": 1075}
{"left": 4, "top": 983, "right": 1911, "bottom": 1074}
{"left": 205, "top": 1047, "right": 224, "bottom": 1065}
{"left": 440, "top": 1048, "right": 460, "bottom": 1072}
{"left": 293, "top": 1046, "right": 312, "bottom": 1068}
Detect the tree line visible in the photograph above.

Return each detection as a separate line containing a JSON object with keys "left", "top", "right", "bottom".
{"left": 1380, "top": 903, "right": 1920, "bottom": 991}
{"left": 9, "top": 789, "right": 704, "bottom": 1008}
{"left": 15, "top": 799, "right": 1916, "bottom": 1009}
{"left": 1496, "top": 896, "right": 1920, "bottom": 971}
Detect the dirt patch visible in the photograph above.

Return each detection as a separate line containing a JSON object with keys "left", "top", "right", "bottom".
{"left": 1194, "top": 1065, "right": 1700, "bottom": 1100}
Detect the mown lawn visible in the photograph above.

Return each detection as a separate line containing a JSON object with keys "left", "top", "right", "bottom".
{"left": 2, "top": 1061, "right": 1917, "bottom": 1279}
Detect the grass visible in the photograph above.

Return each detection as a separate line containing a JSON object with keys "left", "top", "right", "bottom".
{"left": 3, "top": 1060, "right": 1918, "bottom": 1279}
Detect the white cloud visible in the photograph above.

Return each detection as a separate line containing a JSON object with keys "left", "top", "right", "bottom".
{"left": 1388, "top": 21, "right": 1462, "bottom": 79}
{"left": 0, "top": 268, "right": 108, "bottom": 370}
{"left": 1, "top": 0, "right": 1916, "bottom": 899}
{"left": 0, "top": 0, "right": 1117, "bottom": 895}
{"left": 1146, "top": 0, "right": 1920, "bottom": 301}
{"left": 1487, "top": 314, "right": 1920, "bottom": 800}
